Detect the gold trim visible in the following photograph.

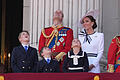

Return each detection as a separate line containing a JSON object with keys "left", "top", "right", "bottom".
{"left": 116, "top": 60, "right": 120, "bottom": 64}
{"left": 42, "top": 28, "right": 54, "bottom": 38}
{"left": 108, "top": 64, "right": 114, "bottom": 73}
{"left": 55, "top": 52, "right": 66, "bottom": 61}
{"left": 115, "top": 36, "right": 120, "bottom": 56}
{"left": 116, "top": 36, "right": 120, "bottom": 47}
{"left": 116, "top": 50, "right": 120, "bottom": 56}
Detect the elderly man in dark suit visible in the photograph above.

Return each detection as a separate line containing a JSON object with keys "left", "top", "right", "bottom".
{"left": 11, "top": 31, "right": 38, "bottom": 73}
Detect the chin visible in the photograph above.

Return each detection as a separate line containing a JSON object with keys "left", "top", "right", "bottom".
{"left": 72, "top": 45, "right": 79, "bottom": 48}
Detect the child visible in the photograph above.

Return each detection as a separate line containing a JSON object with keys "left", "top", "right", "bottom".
{"left": 36, "top": 47, "right": 60, "bottom": 72}
{"left": 11, "top": 31, "right": 38, "bottom": 72}
{"left": 63, "top": 39, "right": 89, "bottom": 72}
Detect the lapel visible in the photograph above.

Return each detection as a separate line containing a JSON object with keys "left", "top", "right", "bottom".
{"left": 42, "top": 58, "right": 53, "bottom": 65}
{"left": 27, "top": 46, "right": 33, "bottom": 54}
{"left": 42, "top": 58, "right": 48, "bottom": 64}
{"left": 19, "top": 45, "right": 26, "bottom": 54}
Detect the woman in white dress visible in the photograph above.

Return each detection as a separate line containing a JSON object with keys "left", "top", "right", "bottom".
{"left": 78, "top": 14, "right": 104, "bottom": 73}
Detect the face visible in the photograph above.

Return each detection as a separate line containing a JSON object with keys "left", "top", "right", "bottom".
{"left": 82, "top": 17, "right": 94, "bottom": 30}
{"left": 42, "top": 47, "right": 51, "bottom": 56}
{"left": 19, "top": 32, "right": 30, "bottom": 43}
{"left": 53, "top": 10, "right": 63, "bottom": 25}
{"left": 72, "top": 39, "right": 81, "bottom": 48}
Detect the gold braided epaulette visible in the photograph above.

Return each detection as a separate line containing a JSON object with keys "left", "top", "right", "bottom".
{"left": 42, "top": 27, "right": 54, "bottom": 38}
{"left": 115, "top": 35, "right": 120, "bottom": 56}
{"left": 113, "top": 34, "right": 120, "bottom": 39}
{"left": 115, "top": 36, "right": 120, "bottom": 47}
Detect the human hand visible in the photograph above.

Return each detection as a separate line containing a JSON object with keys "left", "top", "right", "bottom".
{"left": 89, "top": 64, "right": 95, "bottom": 71}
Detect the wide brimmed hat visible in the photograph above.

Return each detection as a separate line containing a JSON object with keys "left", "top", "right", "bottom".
{"left": 77, "top": 9, "right": 99, "bottom": 29}
{"left": 80, "top": 9, "right": 99, "bottom": 24}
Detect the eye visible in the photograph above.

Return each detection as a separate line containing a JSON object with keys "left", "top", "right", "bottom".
{"left": 85, "top": 20, "right": 89, "bottom": 22}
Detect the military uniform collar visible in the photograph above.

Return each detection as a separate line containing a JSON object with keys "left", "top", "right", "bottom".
{"left": 52, "top": 24, "right": 63, "bottom": 29}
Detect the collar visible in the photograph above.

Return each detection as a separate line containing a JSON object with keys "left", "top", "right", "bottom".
{"left": 44, "top": 57, "right": 51, "bottom": 61}
{"left": 22, "top": 44, "right": 29, "bottom": 48}
{"left": 52, "top": 24, "right": 63, "bottom": 29}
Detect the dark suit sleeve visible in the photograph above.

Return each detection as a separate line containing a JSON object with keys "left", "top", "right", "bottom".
{"left": 11, "top": 48, "right": 21, "bottom": 72}
{"left": 55, "top": 61, "right": 60, "bottom": 72}
{"left": 83, "top": 52, "right": 89, "bottom": 72}
{"left": 36, "top": 62, "right": 40, "bottom": 72}
{"left": 62, "top": 54, "right": 69, "bottom": 72}
{"left": 32, "top": 49, "right": 38, "bottom": 72}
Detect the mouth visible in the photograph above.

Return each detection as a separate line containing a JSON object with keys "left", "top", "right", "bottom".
{"left": 25, "top": 36, "right": 28, "bottom": 38}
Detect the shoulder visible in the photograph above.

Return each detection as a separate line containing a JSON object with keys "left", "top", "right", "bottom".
{"left": 79, "top": 51, "right": 86, "bottom": 56}
{"left": 29, "top": 46, "right": 37, "bottom": 50}
{"left": 96, "top": 32, "right": 104, "bottom": 36}
{"left": 83, "top": 51, "right": 87, "bottom": 56}
{"left": 113, "top": 34, "right": 120, "bottom": 39}
{"left": 111, "top": 35, "right": 120, "bottom": 43}
{"left": 42, "top": 27, "right": 53, "bottom": 31}
{"left": 52, "top": 59, "right": 59, "bottom": 64}
{"left": 95, "top": 32, "right": 104, "bottom": 39}
{"left": 38, "top": 59, "right": 45, "bottom": 64}
{"left": 12, "top": 45, "right": 21, "bottom": 51}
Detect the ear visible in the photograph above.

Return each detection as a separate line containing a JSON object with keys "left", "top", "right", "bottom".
{"left": 91, "top": 22, "right": 94, "bottom": 26}
{"left": 41, "top": 53, "right": 44, "bottom": 56}
{"left": 19, "top": 38, "right": 22, "bottom": 42}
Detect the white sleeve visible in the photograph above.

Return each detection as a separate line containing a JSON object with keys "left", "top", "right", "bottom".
{"left": 93, "top": 33, "right": 104, "bottom": 67}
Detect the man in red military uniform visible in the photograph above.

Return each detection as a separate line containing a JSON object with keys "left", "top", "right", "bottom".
{"left": 38, "top": 10, "right": 73, "bottom": 69}
{"left": 107, "top": 35, "right": 120, "bottom": 72}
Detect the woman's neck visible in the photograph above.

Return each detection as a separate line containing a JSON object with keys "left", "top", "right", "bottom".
{"left": 86, "top": 28, "right": 94, "bottom": 34}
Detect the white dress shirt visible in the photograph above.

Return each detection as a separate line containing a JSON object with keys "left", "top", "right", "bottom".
{"left": 22, "top": 44, "right": 29, "bottom": 52}
{"left": 78, "top": 32, "right": 104, "bottom": 73}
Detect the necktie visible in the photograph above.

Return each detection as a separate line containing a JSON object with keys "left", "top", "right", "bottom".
{"left": 24, "top": 46, "right": 28, "bottom": 52}
{"left": 47, "top": 58, "right": 50, "bottom": 64}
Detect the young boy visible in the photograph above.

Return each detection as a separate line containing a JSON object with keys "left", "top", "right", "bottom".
{"left": 11, "top": 31, "right": 38, "bottom": 73}
{"left": 36, "top": 47, "right": 60, "bottom": 72}
{"left": 63, "top": 39, "right": 89, "bottom": 72}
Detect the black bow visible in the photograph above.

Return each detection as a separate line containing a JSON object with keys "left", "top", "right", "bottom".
{"left": 80, "top": 29, "right": 92, "bottom": 44}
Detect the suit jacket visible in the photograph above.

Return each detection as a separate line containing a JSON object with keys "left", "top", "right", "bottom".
{"left": 11, "top": 45, "right": 38, "bottom": 73}
{"left": 36, "top": 58, "right": 60, "bottom": 73}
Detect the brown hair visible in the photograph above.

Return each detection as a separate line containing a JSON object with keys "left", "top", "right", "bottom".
{"left": 18, "top": 30, "right": 29, "bottom": 39}
{"left": 82, "top": 15, "right": 97, "bottom": 29}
